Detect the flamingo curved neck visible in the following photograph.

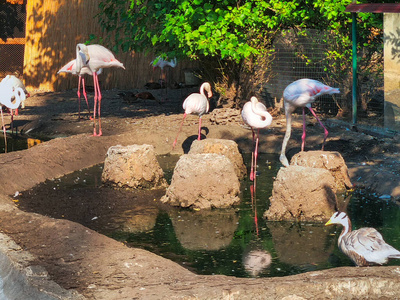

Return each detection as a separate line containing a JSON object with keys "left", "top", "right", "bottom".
{"left": 76, "top": 44, "right": 89, "bottom": 72}
{"left": 251, "top": 99, "right": 272, "bottom": 125}
{"left": 200, "top": 83, "right": 211, "bottom": 98}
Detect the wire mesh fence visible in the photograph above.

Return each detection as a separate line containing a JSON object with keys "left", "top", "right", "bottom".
{"left": 0, "top": 1, "right": 26, "bottom": 79}
{"left": 263, "top": 29, "right": 385, "bottom": 130}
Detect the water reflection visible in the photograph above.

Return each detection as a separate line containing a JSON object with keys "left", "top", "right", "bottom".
{"left": 243, "top": 246, "right": 272, "bottom": 277}
{"left": 15, "top": 153, "right": 400, "bottom": 278}
{"left": 267, "top": 222, "right": 334, "bottom": 266}
{"left": 112, "top": 206, "right": 158, "bottom": 233}
{"left": 169, "top": 209, "right": 239, "bottom": 250}
{"left": 0, "top": 132, "right": 44, "bottom": 153}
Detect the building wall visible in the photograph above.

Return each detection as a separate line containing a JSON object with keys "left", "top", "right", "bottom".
{"left": 384, "top": 13, "right": 400, "bottom": 131}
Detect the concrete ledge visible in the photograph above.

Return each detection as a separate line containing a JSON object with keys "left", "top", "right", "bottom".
{"left": 0, "top": 233, "right": 84, "bottom": 300}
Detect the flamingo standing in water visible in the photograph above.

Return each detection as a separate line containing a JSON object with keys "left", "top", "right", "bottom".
{"left": 76, "top": 43, "right": 125, "bottom": 136}
{"left": 151, "top": 57, "right": 177, "bottom": 101}
{"left": 58, "top": 59, "right": 103, "bottom": 120}
{"left": 172, "top": 82, "right": 212, "bottom": 149}
{"left": 0, "top": 85, "right": 23, "bottom": 152}
{"left": 241, "top": 97, "right": 272, "bottom": 181}
{"left": 280, "top": 78, "right": 340, "bottom": 167}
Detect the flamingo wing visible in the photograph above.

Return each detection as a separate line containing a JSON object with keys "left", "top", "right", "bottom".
{"left": 183, "top": 93, "right": 209, "bottom": 116}
{"left": 88, "top": 44, "right": 125, "bottom": 70}
{"left": 283, "top": 79, "right": 340, "bottom": 107}
{"left": 58, "top": 59, "right": 78, "bottom": 75}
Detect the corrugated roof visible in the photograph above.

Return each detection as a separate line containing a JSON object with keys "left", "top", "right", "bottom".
{"left": 346, "top": 3, "right": 400, "bottom": 13}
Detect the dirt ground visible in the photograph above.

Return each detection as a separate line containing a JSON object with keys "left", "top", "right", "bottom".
{"left": 0, "top": 86, "right": 400, "bottom": 299}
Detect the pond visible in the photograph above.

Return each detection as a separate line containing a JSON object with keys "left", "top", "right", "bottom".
{"left": 0, "top": 133, "right": 44, "bottom": 153}
{"left": 15, "top": 153, "right": 400, "bottom": 278}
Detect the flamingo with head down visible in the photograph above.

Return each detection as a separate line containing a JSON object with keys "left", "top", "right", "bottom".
{"left": 280, "top": 78, "right": 340, "bottom": 167}
{"left": 58, "top": 59, "right": 103, "bottom": 120}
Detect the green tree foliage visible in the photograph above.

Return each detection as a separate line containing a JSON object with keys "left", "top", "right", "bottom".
{"left": 95, "top": 0, "right": 384, "bottom": 108}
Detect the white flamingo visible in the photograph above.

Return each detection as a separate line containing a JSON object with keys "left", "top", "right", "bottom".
{"left": 76, "top": 43, "right": 125, "bottom": 136}
{"left": 172, "top": 82, "right": 212, "bottom": 149}
{"left": 58, "top": 59, "right": 103, "bottom": 120}
{"left": 241, "top": 97, "right": 272, "bottom": 181}
{"left": 151, "top": 57, "right": 177, "bottom": 101}
{"left": 0, "top": 75, "right": 29, "bottom": 129}
{"left": 0, "top": 75, "right": 29, "bottom": 109}
{"left": 0, "top": 85, "right": 23, "bottom": 152}
{"left": 280, "top": 78, "right": 340, "bottom": 167}
{"left": 326, "top": 211, "right": 400, "bottom": 266}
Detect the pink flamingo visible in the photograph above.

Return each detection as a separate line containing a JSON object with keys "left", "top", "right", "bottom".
{"left": 280, "top": 79, "right": 340, "bottom": 167}
{"left": 172, "top": 82, "right": 212, "bottom": 149}
{"left": 151, "top": 57, "right": 177, "bottom": 101}
{"left": 0, "top": 85, "right": 23, "bottom": 152}
{"left": 58, "top": 59, "right": 103, "bottom": 120}
{"left": 241, "top": 97, "right": 272, "bottom": 181}
{"left": 76, "top": 43, "right": 125, "bottom": 136}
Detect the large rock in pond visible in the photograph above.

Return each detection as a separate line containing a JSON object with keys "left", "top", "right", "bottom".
{"left": 264, "top": 166, "right": 337, "bottom": 222}
{"left": 189, "top": 139, "right": 246, "bottom": 180}
{"left": 290, "top": 151, "right": 352, "bottom": 191}
{"left": 101, "top": 144, "right": 167, "bottom": 189}
{"left": 161, "top": 153, "right": 240, "bottom": 209}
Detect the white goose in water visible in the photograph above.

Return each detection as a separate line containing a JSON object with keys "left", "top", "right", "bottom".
{"left": 325, "top": 211, "right": 400, "bottom": 266}
{"left": 241, "top": 96, "right": 272, "bottom": 181}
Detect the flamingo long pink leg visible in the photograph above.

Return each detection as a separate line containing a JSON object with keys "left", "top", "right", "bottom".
{"left": 301, "top": 107, "right": 306, "bottom": 151}
{"left": 172, "top": 113, "right": 187, "bottom": 149}
{"left": 91, "top": 72, "right": 103, "bottom": 136}
{"left": 95, "top": 73, "right": 103, "bottom": 136}
{"left": 10, "top": 110, "right": 14, "bottom": 135}
{"left": 77, "top": 76, "right": 82, "bottom": 119}
{"left": 1, "top": 108, "right": 7, "bottom": 153}
{"left": 254, "top": 129, "right": 259, "bottom": 180}
{"left": 250, "top": 174, "right": 259, "bottom": 236}
{"left": 77, "top": 76, "right": 92, "bottom": 120}
{"left": 249, "top": 128, "right": 256, "bottom": 181}
{"left": 308, "top": 107, "right": 328, "bottom": 150}
{"left": 250, "top": 152, "right": 254, "bottom": 181}
{"left": 250, "top": 129, "right": 260, "bottom": 181}
{"left": 81, "top": 77, "right": 92, "bottom": 118}
{"left": 197, "top": 116, "right": 202, "bottom": 140}
{"left": 92, "top": 73, "right": 99, "bottom": 136}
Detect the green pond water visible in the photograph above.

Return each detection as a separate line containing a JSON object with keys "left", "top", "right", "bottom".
{"left": 16, "top": 153, "right": 400, "bottom": 278}
{"left": 0, "top": 133, "right": 45, "bottom": 153}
